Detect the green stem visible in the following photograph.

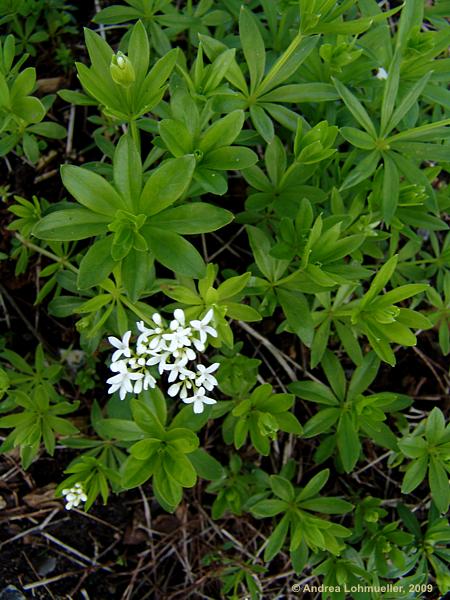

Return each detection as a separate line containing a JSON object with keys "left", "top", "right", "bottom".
{"left": 15, "top": 234, "right": 79, "bottom": 274}
{"left": 129, "top": 119, "right": 141, "bottom": 153}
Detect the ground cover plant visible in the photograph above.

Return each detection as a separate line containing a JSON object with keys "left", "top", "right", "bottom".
{"left": 0, "top": 0, "right": 449, "bottom": 598}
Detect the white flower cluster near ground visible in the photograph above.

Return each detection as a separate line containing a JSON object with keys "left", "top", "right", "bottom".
{"left": 106, "top": 309, "right": 220, "bottom": 413}
{"left": 62, "top": 482, "right": 87, "bottom": 510}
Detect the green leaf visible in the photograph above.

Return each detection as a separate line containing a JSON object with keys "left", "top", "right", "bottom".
{"left": 425, "top": 408, "right": 446, "bottom": 445}
{"left": 13, "top": 97, "right": 45, "bottom": 123}
{"left": 429, "top": 457, "right": 449, "bottom": 514}
{"left": 122, "top": 248, "right": 152, "bottom": 301}
{"left": 333, "top": 78, "right": 377, "bottom": 137}
{"left": 131, "top": 399, "right": 165, "bottom": 438}
{"left": 194, "top": 168, "right": 227, "bottom": 195}
{"left": 113, "top": 135, "right": 142, "bottom": 212}
{"left": 265, "top": 136, "right": 286, "bottom": 185}
{"left": 202, "top": 146, "right": 258, "bottom": 170}
{"left": 340, "top": 150, "right": 380, "bottom": 190}
{"left": 257, "top": 35, "right": 318, "bottom": 95}
{"left": 164, "top": 447, "right": 197, "bottom": 488}
{"left": 159, "top": 119, "right": 192, "bottom": 156}
{"left": 397, "top": 504, "right": 422, "bottom": 538}
{"left": 303, "top": 408, "right": 340, "bottom": 437}
{"left": 289, "top": 381, "right": 338, "bottom": 406}
{"left": 23, "top": 133, "right": 39, "bottom": 163}
{"left": 249, "top": 105, "right": 274, "bottom": 143}
{"left": 217, "top": 272, "right": 251, "bottom": 300}
{"left": 386, "top": 72, "right": 431, "bottom": 134}
{"left": 247, "top": 225, "right": 289, "bottom": 282}
{"left": 27, "top": 122, "right": 67, "bottom": 139}
{"left": 144, "top": 227, "right": 205, "bottom": 277}
{"left": 33, "top": 208, "right": 109, "bottom": 241}
{"left": 58, "top": 89, "right": 97, "bottom": 106}
{"left": 0, "top": 72, "right": 10, "bottom": 107}
{"left": 96, "top": 418, "right": 144, "bottom": 441}
{"left": 78, "top": 235, "right": 116, "bottom": 289}
{"left": 380, "top": 50, "right": 401, "bottom": 135}
{"left": 396, "top": 0, "right": 423, "bottom": 51}
{"left": 199, "top": 110, "right": 244, "bottom": 152}
{"left": 139, "top": 156, "right": 195, "bottom": 215}
{"left": 347, "top": 352, "right": 380, "bottom": 400}
{"left": 310, "top": 319, "right": 331, "bottom": 368}
{"left": 335, "top": 321, "right": 363, "bottom": 365}
{"left": 251, "top": 498, "right": 286, "bottom": 518}
{"left": 277, "top": 288, "right": 314, "bottom": 347}
{"left": 93, "top": 5, "right": 141, "bottom": 25}
{"left": 84, "top": 26, "right": 113, "bottom": 75}
{"left": 122, "top": 455, "right": 157, "bottom": 489}
{"left": 270, "top": 475, "right": 295, "bottom": 502}
{"left": 165, "top": 428, "right": 199, "bottom": 453}
{"left": 401, "top": 455, "right": 428, "bottom": 494}
{"left": 260, "top": 83, "right": 338, "bottom": 103}
{"left": 299, "top": 497, "right": 352, "bottom": 514}
{"left": 139, "top": 49, "right": 179, "bottom": 112}
{"left": 398, "top": 437, "right": 428, "bottom": 459}
{"left": 264, "top": 515, "right": 289, "bottom": 562}
{"left": 387, "top": 119, "right": 450, "bottom": 143}
{"left": 239, "top": 7, "right": 265, "bottom": 91}
{"left": 321, "top": 350, "right": 346, "bottom": 400}
{"left": 373, "top": 284, "right": 429, "bottom": 309}
{"left": 61, "top": 165, "right": 124, "bottom": 216}
{"left": 275, "top": 412, "right": 302, "bottom": 435}
{"left": 297, "top": 469, "right": 329, "bottom": 501}
{"left": 381, "top": 152, "right": 399, "bottom": 224}
{"left": 361, "top": 255, "right": 398, "bottom": 307}
{"left": 162, "top": 284, "right": 202, "bottom": 305}
{"left": 340, "top": 127, "right": 375, "bottom": 149}
{"left": 224, "top": 302, "right": 261, "bottom": 322}
{"left": 149, "top": 203, "right": 233, "bottom": 234}
{"left": 187, "top": 448, "right": 224, "bottom": 480}
{"left": 128, "top": 20, "right": 149, "bottom": 85}
{"left": 337, "top": 414, "right": 361, "bottom": 472}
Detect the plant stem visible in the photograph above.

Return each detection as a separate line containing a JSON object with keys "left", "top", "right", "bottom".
{"left": 129, "top": 119, "right": 141, "bottom": 153}
{"left": 15, "top": 234, "right": 79, "bottom": 274}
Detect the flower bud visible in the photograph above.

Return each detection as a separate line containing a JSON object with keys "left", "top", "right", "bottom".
{"left": 110, "top": 52, "right": 135, "bottom": 88}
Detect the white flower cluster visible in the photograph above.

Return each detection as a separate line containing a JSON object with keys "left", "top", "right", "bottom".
{"left": 62, "top": 482, "right": 87, "bottom": 510}
{"left": 106, "top": 309, "right": 220, "bottom": 414}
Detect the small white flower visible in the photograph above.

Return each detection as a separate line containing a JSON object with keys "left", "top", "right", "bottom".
{"left": 172, "top": 346, "right": 196, "bottom": 362}
{"left": 167, "top": 379, "right": 193, "bottom": 399}
{"left": 107, "top": 361, "right": 144, "bottom": 400}
{"left": 165, "top": 361, "right": 194, "bottom": 383}
{"left": 137, "top": 316, "right": 165, "bottom": 350}
{"left": 110, "top": 359, "right": 128, "bottom": 372}
{"left": 108, "top": 331, "right": 132, "bottom": 362}
{"left": 62, "top": 482, "right": 87, "bottom": 510}
{"left": 163, "top": 326, "right": 192, "bottom": 352}
{"left": 133, "top": 371, "right": 156, "bottom": 393}
{"left": 171, "top": 308, "right": 186, "bottom": 328}
{"left": 128, "top": 357, "right": 147, "bottom": 369}
{"left": 195, "top": 363, "right": 219, "bottom": 391}
{"left": 190, "top": 309, "right": 217, "bottom": 346}
{"left": 146, "top": 350, "right": 171, "bottom": 374}
{"left": 183, "top": 386, "right": 216, "bottom": 414}
{"left": 375, "top": 67, "right": 388, "bottom": 80}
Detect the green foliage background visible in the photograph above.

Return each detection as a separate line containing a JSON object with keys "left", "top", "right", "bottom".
{"left": 0, "top": 0, "right": 449, "bottom": 597}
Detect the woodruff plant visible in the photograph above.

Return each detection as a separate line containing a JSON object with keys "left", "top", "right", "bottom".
{"left": 2, "top": 0, "right": 450, "bottom": 597}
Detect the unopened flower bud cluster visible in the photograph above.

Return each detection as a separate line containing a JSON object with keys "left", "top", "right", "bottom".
{"left": 106, "top": 309, "right": 220, "bottom": 414}
{"left": 62, "top": 482, "right": 87, "bottom": 510}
